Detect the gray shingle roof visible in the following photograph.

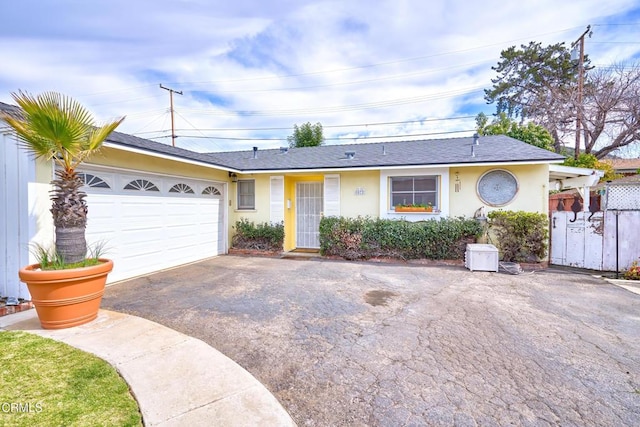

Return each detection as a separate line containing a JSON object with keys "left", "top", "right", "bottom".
{"left": 104, "top": 130, "right": 233, "bottom": 169}
{"left": 1, "top": 101, "right": 565, "bottom": 171}
{"left": 209, "top": 136, "right": 565, "bottom": 171}
{"left": 0, "top": 100, "right": 22, "bottom": 116}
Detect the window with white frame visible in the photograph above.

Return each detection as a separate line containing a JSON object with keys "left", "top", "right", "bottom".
{"left": 237, "top": 179, "right": 255, "bottom": 210}
{"left": 390, "top": 176, "right": 438, "bottom": 208}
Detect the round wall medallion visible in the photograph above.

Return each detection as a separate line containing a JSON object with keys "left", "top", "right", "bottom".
{"left": 476, "top": 169, "right": 518, "bottom": 207}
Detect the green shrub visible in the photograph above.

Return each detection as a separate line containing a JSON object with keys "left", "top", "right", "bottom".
{"left": 487, "top": 210, "right": 548, "bottom": 262}
{"left": 232, "top": 218, "right": 284, "bottom": 251}
{"left": 623, "top": 260, "right": 640, "bottom": 280}
{"left": 319, "top": 216, "right": 482, "bottom": 260}
{"left": 562, "top": 153, "right": 622, "bottom": 182}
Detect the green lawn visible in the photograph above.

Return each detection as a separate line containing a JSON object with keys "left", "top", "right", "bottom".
{"left": 0, "top": 331, "right": 142, "bottom": 427}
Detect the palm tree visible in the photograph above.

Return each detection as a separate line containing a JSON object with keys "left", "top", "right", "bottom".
{"left": 0, "top": 91, "right": 124, "bottom": 264}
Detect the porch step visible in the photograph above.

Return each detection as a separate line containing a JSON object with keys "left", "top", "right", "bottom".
{"left": 281, "top": 249, "right": 321, "bottom": 260}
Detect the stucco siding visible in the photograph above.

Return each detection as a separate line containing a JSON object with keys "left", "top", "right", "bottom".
{"left": 228, "top": 174, "right": 272, "bottom": 243}
{"left": 338, "top": 170, "right": 380, "bottom": 218}
{"left": 448, "top": 164, "right": 549, "bottom": 218}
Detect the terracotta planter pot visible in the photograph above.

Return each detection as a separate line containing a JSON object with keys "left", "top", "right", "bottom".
{"left": 19, "top": 259, "right": 113, "bottom": 330}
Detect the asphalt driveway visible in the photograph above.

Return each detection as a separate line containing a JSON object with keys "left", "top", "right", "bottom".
{"left": 102, "top": 256, "right": 640, "bottom": 426}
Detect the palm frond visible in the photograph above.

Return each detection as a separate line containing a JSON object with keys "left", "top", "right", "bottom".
{"left": 71, "top": 117, "right": 126, "bottom": 168}
{"left": 0, "top": 90, "right": 125, "bottom": 264}
{"left": 1, "top": 91, "right": 125, "bottom": 171}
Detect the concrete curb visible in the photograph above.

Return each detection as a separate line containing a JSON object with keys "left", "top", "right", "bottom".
{"left": 603, "top": 277, "right": 640, "bottom": 295}
{"left": 1, "top": 309, "right": 296, "bottom": 426}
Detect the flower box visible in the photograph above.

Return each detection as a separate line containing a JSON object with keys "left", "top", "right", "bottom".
{"left": 394, "top": 206, "right": 433, "bottom": 213}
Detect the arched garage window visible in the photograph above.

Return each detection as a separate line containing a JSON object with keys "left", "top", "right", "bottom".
{"left": 169, "top": 183, "right": 195, "bottom": 194}
{"left": 202, "top": 186, "right": 221, "bottom": 196}
{"left": 124, "top": 179, "right": 159, "bottom": 192}
{"left": 79, "top": 173, "right": 110, "bottom": 189}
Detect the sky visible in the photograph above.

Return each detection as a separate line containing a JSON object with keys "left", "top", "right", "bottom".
{"left": 1, "top": 0, "right": 639, "bottom": 154}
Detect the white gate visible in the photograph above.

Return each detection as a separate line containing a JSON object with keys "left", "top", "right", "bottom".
{"left": 550, "top": 182, "right": 640, "bottom": 271}
{"left": 602, "top": 210, "right": 640, "bottom": 271}
{"left": 550, "top": 211, "right": 604, "bottom": 270}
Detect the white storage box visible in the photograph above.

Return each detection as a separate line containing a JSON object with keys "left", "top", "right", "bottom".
{"left": 465, "top": 244, "right": 499, "bottom": 272}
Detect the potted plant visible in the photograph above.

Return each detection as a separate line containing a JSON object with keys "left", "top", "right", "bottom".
{"left": 0, "top": 91, "right": 124, "bottom": 329}
{"left": 394, "top": 202, "right": 434, "bottom": 213}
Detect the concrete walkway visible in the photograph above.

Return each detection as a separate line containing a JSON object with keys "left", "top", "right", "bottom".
{"left": 604, "top": 277, "right": 640, "bottom": 295}
{"left": 0, "top": 309, "right": 295, "bottom": 427}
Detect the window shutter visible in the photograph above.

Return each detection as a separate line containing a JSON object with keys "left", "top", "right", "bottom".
{"left": 270, "top": 176, "right": 285, "bottom": 223}
{"left": 323, "top": 174, "right": 340, "bottom": 217}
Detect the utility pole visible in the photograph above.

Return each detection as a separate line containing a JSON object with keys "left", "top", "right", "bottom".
{"left": 571, "top": 25, "right": 592, "bottom": 159}
{"left": 160, "top": 84, "right": 183, "bottom": 147}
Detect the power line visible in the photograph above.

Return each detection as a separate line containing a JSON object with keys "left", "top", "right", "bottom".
{"left": 157, "top": 27, "right": 585, "bottom": 88}
{"left": 172, "top": 109, "right": 225, "bottom": 151}
{"left": 76, "top": 27, "right": 587, "bottom": 101}
{"left": 87, "top": 94, "right": 164, "bottom": 107}
{"left": 590, "top": 41, "right": 640, "bottom": 44}
{"left": 182, "top": 60, "right": 492, "bottom": 94}
{"left": 130, "top": 111, "right": 171, "bottom": 136}
{"left": 150, "top": 129, "right": 476, "bottom": 142}
{"left": 95, "top": 85, "right": 484, "bottom": 124}
{"left": 132, "top": 115, "right": 478, "bottom": 135}
{"left": 179, "top": 87, "right": 485, "bottom": 117}
{"left": 592, "top": 23, "right": 640, "bottom": 27}
{"left": 160, "top": 84, "right": 183, "bottom": 147}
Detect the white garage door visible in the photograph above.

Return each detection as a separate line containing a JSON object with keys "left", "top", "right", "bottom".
{"left": 79, "top": 167, "right": 226, "bottom": 283}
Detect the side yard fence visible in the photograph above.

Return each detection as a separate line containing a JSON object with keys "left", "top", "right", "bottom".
{"left": 550, "top": 182, "right": 640, "bottom": 273}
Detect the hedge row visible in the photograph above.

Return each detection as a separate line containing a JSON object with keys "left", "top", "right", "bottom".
{"left": 232, "top": 218, "right": 284, "bottom": 251}
{"left": 319, "top": 216, "right": 483, "bottom": 260}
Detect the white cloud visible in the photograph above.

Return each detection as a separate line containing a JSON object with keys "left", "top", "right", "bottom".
{"left": 1, "top": 0, "right": 639, "bottom": 152}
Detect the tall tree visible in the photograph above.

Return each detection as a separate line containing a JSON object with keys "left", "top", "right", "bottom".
{"left": 287, "top": 122, "right": 324, "bottom": 148}
{"left": 0, "top": 91, "right": 124, "bottom": 263}
{"left": 476, "top": 112, "right": 554, "bottom": 151}
{"left": 484, "top": 41, "right": 582, "bottom": 154}
{"left": 580, "top": 64, "right": 640, "bottom": 158}
{"left": 486, "top": 42, "right": 640, "bottom": 159}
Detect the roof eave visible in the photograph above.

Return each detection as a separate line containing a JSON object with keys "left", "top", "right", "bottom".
{"left": 235, "top": 159, "right": 565, "bottom": 174}
{"left": 103, "top": 141, "right": 241, "bottom": 173}
{"left": 549, "top": 164, "right": 604, "bottom": 189}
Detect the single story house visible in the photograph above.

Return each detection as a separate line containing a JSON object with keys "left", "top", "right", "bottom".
{"left": 3, "top": 100, "right": 595, "bottom": 299}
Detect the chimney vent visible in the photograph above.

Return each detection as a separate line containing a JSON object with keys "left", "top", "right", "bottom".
{"left": 345, "top": 151, "right": 356, "bottom": 159}
{"left": 471, "top": 144, "right": 476, "bottom": 158}
{"left": 253, "top": 146, "right": 258, "bottom": 159}
{"left": 382, "top": 145, "right": 387, "bottom": 155}
{"left": 473, "top": 133, "right": 479, "bottom": 145}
